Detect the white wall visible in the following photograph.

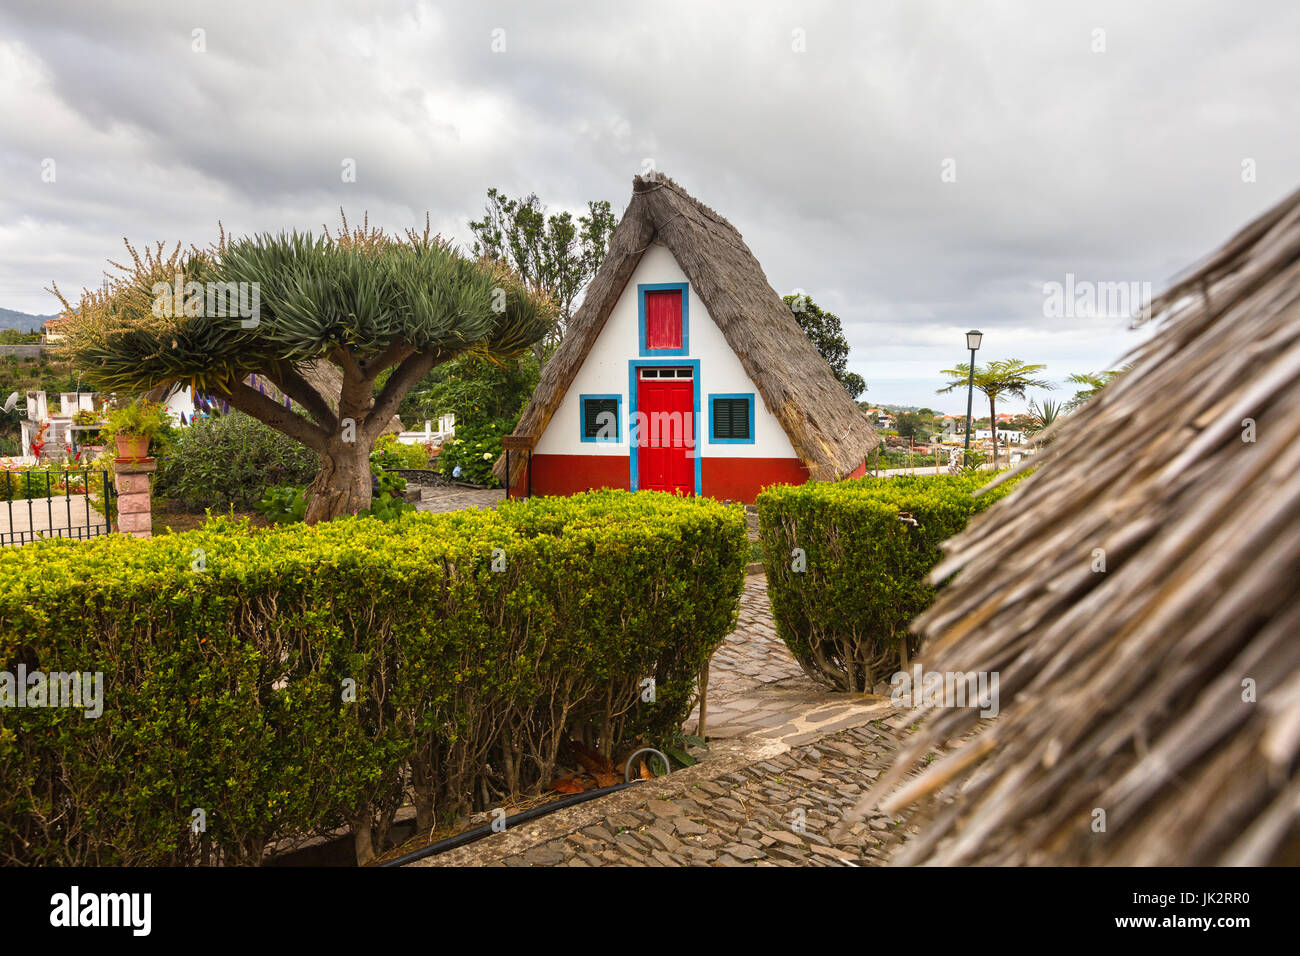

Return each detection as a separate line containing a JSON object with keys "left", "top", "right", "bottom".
{"left": 535, "top": 243, "right": 798, "bottom": 460}
{"left": 164, "top": 386, "right": 196, "bottom": 424}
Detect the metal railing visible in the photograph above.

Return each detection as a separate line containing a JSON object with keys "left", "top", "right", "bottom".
{"left": 1, "top": 468, "right": 115, "bottom": 546}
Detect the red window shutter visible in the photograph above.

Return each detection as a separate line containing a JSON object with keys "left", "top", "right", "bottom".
{"left": 645, "top": 290, "right": 683, "bottom": 350}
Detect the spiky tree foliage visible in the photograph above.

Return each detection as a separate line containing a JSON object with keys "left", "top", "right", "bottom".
{"left": 51, "top": 217, "right": 553, "bottom": 522}
{"left": 937, "top": 359, "right": 1054, "bottom": 467}
{"left": 1064, "top": 368, "right": 1126, "bottom": 411}
{"left": 1026, "top": 397, "right": 1064, "bottom": 433}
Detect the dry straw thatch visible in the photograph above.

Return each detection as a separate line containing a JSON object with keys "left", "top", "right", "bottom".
{"left": 495, "top": 173, "right": 878, "bottom": 486}
{"left": 848, "top": 185, "right": 1300, "bottom": 865}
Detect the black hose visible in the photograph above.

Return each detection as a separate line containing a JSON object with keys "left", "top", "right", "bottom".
{"left": 378, "top": 781, "right": 641, "bottom": 868}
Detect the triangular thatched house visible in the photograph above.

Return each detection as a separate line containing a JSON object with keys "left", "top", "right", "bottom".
{"left": 495, "top": 173, "right": 878, "bottom": 501}
{"left": 847, "top": 185, "right": 1300, "bottom": 865}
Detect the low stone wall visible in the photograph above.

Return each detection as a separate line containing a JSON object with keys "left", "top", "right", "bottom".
{"left": 0, "top": 344, "right": 47, "bottom": 359}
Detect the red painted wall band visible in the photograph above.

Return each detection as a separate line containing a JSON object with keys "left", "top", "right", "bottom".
{"left": 510, "top": 454, "right": 813, "bottom": 503}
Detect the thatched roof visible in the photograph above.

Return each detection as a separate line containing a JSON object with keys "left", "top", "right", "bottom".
{"left": 848, "top": 185, "right": 1300, "bottom": 865}
{"left": 495, "top": 173, "right": 878, "bottom": 485}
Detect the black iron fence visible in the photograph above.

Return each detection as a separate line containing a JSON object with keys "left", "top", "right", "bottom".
{"left": 1, "top": 468, "right": 115, "bottom": 546}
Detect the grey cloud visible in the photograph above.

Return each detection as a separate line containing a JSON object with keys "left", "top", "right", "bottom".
{"left": 1, "top": 0, "right": 1296, "bottom": 409}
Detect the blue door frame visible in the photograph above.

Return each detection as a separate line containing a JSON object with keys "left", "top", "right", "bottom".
{"left": 627, "top": 358, "right": 702, "bottom": 494}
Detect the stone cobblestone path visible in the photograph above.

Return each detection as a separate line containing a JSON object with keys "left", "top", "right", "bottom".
{"left": 410, "top": 570, "right": 919, "bottom": 867}
{"left": 413, "top": 718, "right": 922, "bottom": 867}
{"left": 411, "top": 483, "right": 504, "bottom": 514}
{"left": 692, "top": 576, "right": 807, "bottom": 722}
{"left": 690, "top": 576, "right": 889, "bottom": 744}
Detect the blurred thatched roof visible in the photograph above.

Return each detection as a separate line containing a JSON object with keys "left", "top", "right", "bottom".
{"left": 495, "top": 173, "right": 878, "bottom": 485}
{"left": 851, "top": 185, "right": 1300, "bottom": 865}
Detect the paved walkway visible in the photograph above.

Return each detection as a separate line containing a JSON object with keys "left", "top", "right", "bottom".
{"left": 691, "top": 576, "right": 889, "bottom": 743}
{"left": 411, "top": 483, "right": 504, "bottom": 514}
{"left": 414, "top": 718, "right": 917, "bottom": 867}
{"left": 1, "top": 493, "right": 109, "bottom": 545}
{"left": 410, "top": 572, "right": 919, "bottom": 867}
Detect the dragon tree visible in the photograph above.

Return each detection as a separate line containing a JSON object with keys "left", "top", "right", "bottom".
{"left": 52, "top": 217, "right": 553, "bottom": 522}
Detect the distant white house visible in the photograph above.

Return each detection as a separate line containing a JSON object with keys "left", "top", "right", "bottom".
{"left": 396, "top": 414, "right": 456, "bottom": 446}
{"left": 975, "top": 427, "right": 1025, "bottom": 444}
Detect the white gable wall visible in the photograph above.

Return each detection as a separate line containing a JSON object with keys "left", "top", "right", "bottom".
{"left": 535, "top": 243, "right": 798, "bottom": 460}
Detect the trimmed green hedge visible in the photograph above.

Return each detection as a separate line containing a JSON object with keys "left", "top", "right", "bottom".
{"left": 0, "top": 490, "right": 746, "bottom": 865}
{"left": 757, "top": 474, "right": 1025, "bottom": 693}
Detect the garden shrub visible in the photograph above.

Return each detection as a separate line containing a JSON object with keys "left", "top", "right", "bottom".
{"left": 153, "top": 412, "right": 318, "bottom": 512}
{"left": 758, "top": 473, "right": 1026, "bottom": 693}
{"left": 254, "top": 458, "right": 414, "bottom": 525}
{"left": 0, "top": 491, "right": 745, "bottom": 865}
{"left": 437, "top": 418, "right": 510, "bottom": 486}
{"left": 372, "top": 433, "right": 430, "bottom": 469}
{"left": 254, "top": 483, "right": 309, "bottom": 524}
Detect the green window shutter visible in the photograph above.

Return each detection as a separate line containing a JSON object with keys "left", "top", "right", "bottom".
{"left": 712, "top": 397, "right": 751, "bottom": 440}
{"left": 583, "top": 398, "right": 619, "bottom": 439}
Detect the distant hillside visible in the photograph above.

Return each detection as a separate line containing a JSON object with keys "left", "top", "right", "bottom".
{"left": 0, "top": 308, "right": 58, "bottom": 333}
{"left": 858, "top": 402, "right": 936, "bottom": 415}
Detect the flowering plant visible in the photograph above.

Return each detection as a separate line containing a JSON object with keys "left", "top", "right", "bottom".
{"left": 29, "top": 422, "right": 49, "bottom": 458}
{"left": 435, "top": 418, "right": 509, "bottom": 487}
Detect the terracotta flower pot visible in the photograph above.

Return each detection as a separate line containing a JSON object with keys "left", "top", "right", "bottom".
{"left": 114, "top": 435, "right": 150, "bottom": 459}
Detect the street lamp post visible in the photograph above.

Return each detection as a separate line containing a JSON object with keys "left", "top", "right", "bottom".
{"left": 963, "top": 330, "right": 982, "bottom": 464}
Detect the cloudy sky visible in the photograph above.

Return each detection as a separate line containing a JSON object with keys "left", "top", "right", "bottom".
{"left": 2, "top": 1, "right": 1297, "bottom": 411}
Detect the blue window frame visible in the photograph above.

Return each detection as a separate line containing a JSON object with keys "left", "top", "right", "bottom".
{"left": 709, "top": 393, "right": 755, "bottom": 444}
{"left": 627, "top": 359, "right": 702, "bottom": 494}
{"left": 579, "top": 393, "right": 622, "bottom": 443}
{"left": 637, "top": 282, "right": 690, "bottom": 356}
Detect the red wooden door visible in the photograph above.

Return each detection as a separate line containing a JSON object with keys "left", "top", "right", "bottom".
{"left": 637, "top": 372, "right": 694, "bottom": 495}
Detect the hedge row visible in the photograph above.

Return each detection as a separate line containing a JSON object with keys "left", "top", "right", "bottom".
{"left": 0, "top": 490, "right": 746, "bottom": 865}
{"left": 757, "top": 474, "right": 1025, "bottom": 693}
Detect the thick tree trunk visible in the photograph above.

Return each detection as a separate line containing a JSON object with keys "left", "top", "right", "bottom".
{"left": 352, "top": 812, "right": 375, "bottom": 866}
{"left": 304, "top": 438, "right": 373, "bottom": 523}
{"left": 218, "top": 348, "right": 441, "bottom": 524}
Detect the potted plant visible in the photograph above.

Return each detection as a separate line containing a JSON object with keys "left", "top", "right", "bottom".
{"left": 105, "top": 399, "right": 170, "bottom": 459}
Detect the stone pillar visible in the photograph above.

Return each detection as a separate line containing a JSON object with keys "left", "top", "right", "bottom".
{"left": 114, "top": 457, "right": 156, "bottom": 539}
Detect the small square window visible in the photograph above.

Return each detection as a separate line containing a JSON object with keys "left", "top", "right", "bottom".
{"left": 581, "top": 396, "right": 621, "bottom": 442}
{"left": 711, "top": 396, "right": 753, "bottom": 442}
